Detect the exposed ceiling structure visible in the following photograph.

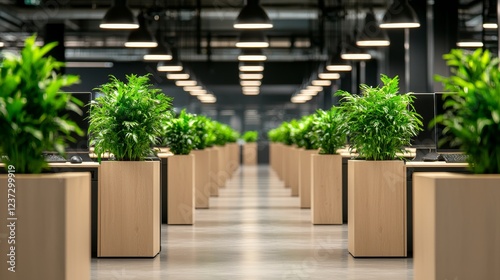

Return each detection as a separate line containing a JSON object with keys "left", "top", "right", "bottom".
{"left": 0, "top": 0, "right": 493, "bottom": 104}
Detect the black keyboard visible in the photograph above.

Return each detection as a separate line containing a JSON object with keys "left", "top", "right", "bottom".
{"left": 44, "top": 154, "right": 67, "bottom": 162}
{"left": 441, "top": 153, "right": 469, "bottom": 163}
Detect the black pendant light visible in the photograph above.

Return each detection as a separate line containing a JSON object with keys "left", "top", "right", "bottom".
{"left": 234, "top": 0, "right": 273, "bottom": 29}
{"left": 483, "top": 0, "right": 498, "bottom": 29}
{"left": 144, "top": 30, "right": 172, "bottom": 60}
{"left": 125, "top": 11, "right": 157, "bottom": 48}
{"left": 326, "top": 48, "right": 353, "bottom": 71}
{"left": 238, "top": 48, "right": 267, "bottom": 61}
{"left": 157, "top": 48, "right": 183, "bottom": 72}
{"left": 380, "top": 0, "right": 420, "bottom": 29}
{"left": 100, "top": 0, "right": 139, "bottom": 29}
{"left": 356, "top": 9, "right": 390, "bottom": 47}
{"left": 236, "top": 30, "right": 269, "bottom": 48}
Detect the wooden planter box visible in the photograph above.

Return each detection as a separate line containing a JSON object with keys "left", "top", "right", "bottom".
{"left": 191, "top": 150, "right": 210, "bottom": 209}
{"left": 283, "top": 145, "right": 290, "bottom": 188}
{"left": 216, "top": 146, "right": 227, "bottom": 187}
{"left": 311, "top": 154, "right": 342, "bottom": 224}
{"left": 299, "top": 149, "right": 317, "bottom": 208}
{"left": 226, "top": 142, "right": 239, "bottom": 176}
{"left": 208, "top": 147, "right": 219, "bottom": 197}
{"left": 99, "top": 161, "right": 160, "bottom": 257}
{"left": 243, "top": 142, "right": 258, "bottom": 165}
{"left": 290, "top": 147, "right": 300, "bottom": 197}
{"left": 413, "top": 173, "right": 500, "bottom": 280}
{"left": 167, "top": 155, "right": 195, "bottom": 225}
{"left": 348, "top": 160, "right": 406, "bottom": 257}
{"left": 0, "top": 173, "right": 90, "bottom": 280}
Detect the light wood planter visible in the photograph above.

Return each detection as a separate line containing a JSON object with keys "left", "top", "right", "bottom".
{"left": 311, "top": 154, "right": 342, "bottom": 224}
{"left": 167, "top": 154, "right": 195, "bottom": 225}
{"left": 413, "top": 173, "right": 500, "bottom": 280}
{"left": 348, "top": 160, "right": 406, "bottom": 257}
{"left": 269, "top": 142, "right": 275, "bottom": 172}
{"left": 99, "top": 161, "right": 160, "bottom": 257}
{"left": 191, "top": 150, "right": 210, "bottom": 209}
{"left": 216, "top": 146, "right": 227, "bottom": 187}
{"left": 276, "top": 143, "right": 284, "bottom": 180}
{"left": 0, "top": 173, "right": 90, "bottom": 280}
{"left": 299, "top": 149, "right": 317, "bottom": 208}
{"left": 283, "top": 145, "right": 290, "bottom": 188}
{"left": 243, "top": 142, "right": 258, "bottom": 165}
{"left": 289, "top": 147, "right": 300, "bottom": 196}
{"left": 227, "top": 143, "right": 239, "bottom": 176}
{"left": 208, "top": 147, "right": 219, "bottom": 196}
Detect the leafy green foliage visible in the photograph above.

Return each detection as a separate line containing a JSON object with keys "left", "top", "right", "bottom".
{"left": 313, "top": 107, "right": 347, "bottom": 154}
{"left": 89, "top": 74, "right": 173, "bottom": 161}
{"left": 336, "top": 74, "right": 422, "bottom": 160}
{"left": 211, "top": 121, "right": 238, "bottom": 146}
{"left": 293, "top": 115, "right": 319, "bottom": 150}
{"left": 191, "top": 114, "right": 210, "bottom": 150}
{"left": 434, "top": 48, "right": 500, "bottom": 174}
{"left": 242, "top": 130, "right": 258, "bottom": 142}
{"left": 0, "top": 35, "right": 81, "bottom": 173}
{"left": 164, "top": 110, "right": 196, "bottom": 155}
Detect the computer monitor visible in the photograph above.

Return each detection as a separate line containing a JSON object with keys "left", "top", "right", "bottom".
{"left": 434, "top": 92, "right": 461, "bottom": 153}
{"left": 64, "top": 92, "right": 91, "bottom": 152}
{"left": 409, "top": 93, "right": 436, "bottom": 149}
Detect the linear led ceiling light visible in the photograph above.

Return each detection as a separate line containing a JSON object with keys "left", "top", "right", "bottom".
{"left": 183, "top": 86, "right": 203, "bottom": 91}
{"left": 242, "top": 87, "right": 260, "bottom": 95}
{"left": 306, "top": 85, "right": 323, "bottom": 92}
{"left": 125, "top": 12, "right": 157, "bottom": 48}
{"left": 240, "top": 80, "right": 262, "bottom": 87}
{"left": 357, "top": 9, "right": 390, "bottom": 47}
{"left": 236, "top": 30, "right": 269, "bottom": 48}
{"left": 240, "top": 73, "right": 264, "bottom": 80}
{"left": 238, "top": 48, "right": 267, "bottom": 61}
{"left": 234, "top": 0, "right": 273, "bottom": 29}
{"left": 167, "top": 73, "right": 190, "bottom": 80}
{"left": 100, "top": 0, "right": 139, "bottom": 29}
{"left": 380, "top": 0, "right": 420, "bottom": 29}
{"left": 189, "top": 89, "right": 208, "bottom": 96}
{"left": 157, "top": 61, "right": 183, "bottom": 72}
{"left": 311, "top": 79, "right": 331, "bottom": 86}
{"left": 318, "top": 72, "right": 341, "bottom": 79}
{"left": 239, "top": 62, "right": 264, "bottom": 72}
{"left": 300, "top": 89, "right": 319, "bottom": 96}
{"left": 175, "top": 80, "right": 197, "bottom": 87}
{"left": 0, "top": 42, "right": 4, "bottom": 48}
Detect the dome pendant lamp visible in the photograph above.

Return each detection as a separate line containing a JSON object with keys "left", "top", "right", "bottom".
{"left": 234, "top": 0, "right": 273, "bottom": 29}
{"left": 236, "top": 30, "right": 269, "bottom": 48}
{"left": 125, "top": 11, "right": 158, "bottom": 48}
{"left": 380, "top": 0, "right": 420, "bottom": 29}
{"left": 100, "top": 0, "right": 139, "bottom": 29}
{"left": 356, "top": 9, "right": 390, "bottom": 47}
{"left": 144, "top": 30, "right": 172, "bottom": 60}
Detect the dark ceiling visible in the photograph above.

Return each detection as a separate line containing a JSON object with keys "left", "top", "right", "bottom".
{"left": 0, "top": 0, "right": 491, "bottom": 104}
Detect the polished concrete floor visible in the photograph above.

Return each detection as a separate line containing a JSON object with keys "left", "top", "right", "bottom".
{"left": 92, "top": 165, "right": 413, "bottom": 280}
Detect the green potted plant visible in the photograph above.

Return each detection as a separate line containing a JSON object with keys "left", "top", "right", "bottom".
{"left": 203, "top": 119, "right": 221, "bottom": 197}
{"left": 413, "top": 49, "right": 500, "bottom": 278}
{"left": 89, "top": 73, "right": 172, "bottom": 257}
{"left": 164, "top": 110, "right": 197, "bottom": 224}
{"left": 337, "top": 74, "right": 422, "bottom": 257}
{"left": 0, "top": 35, "right": 90, "bottom": 280}
{"left": 310, "top": 107, "right": 347, "bottom": 224}
{"left": 294, "top": 115, "right": 319, "bottom": 209}
{"left": 242, "top": 130, "right": 259, "bottom": 165}
{"left": 189, "top": 114, "right": 212, "bottom": 209}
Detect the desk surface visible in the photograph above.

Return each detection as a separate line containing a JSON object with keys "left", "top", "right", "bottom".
{"left": 47, "top": 162, "right": 100, "bottom": 168}
{"left": 156, "top": 152, "right": 174, "bottom": 158}
{"left": 405, "top": 161, "right": 468, "bottom": 168}
{"left": 0, "top": 162, "right": 99, "bottom": 169}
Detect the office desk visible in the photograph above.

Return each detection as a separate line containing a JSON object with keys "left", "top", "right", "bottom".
{"left": 405, "top": 161, "right": 469, "bottom": 256}
{"left": 0, "top": 162, "right": 100, "bottom": 256}
{"left": 48, "top": 163, "right": 100, "bottom": 257}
